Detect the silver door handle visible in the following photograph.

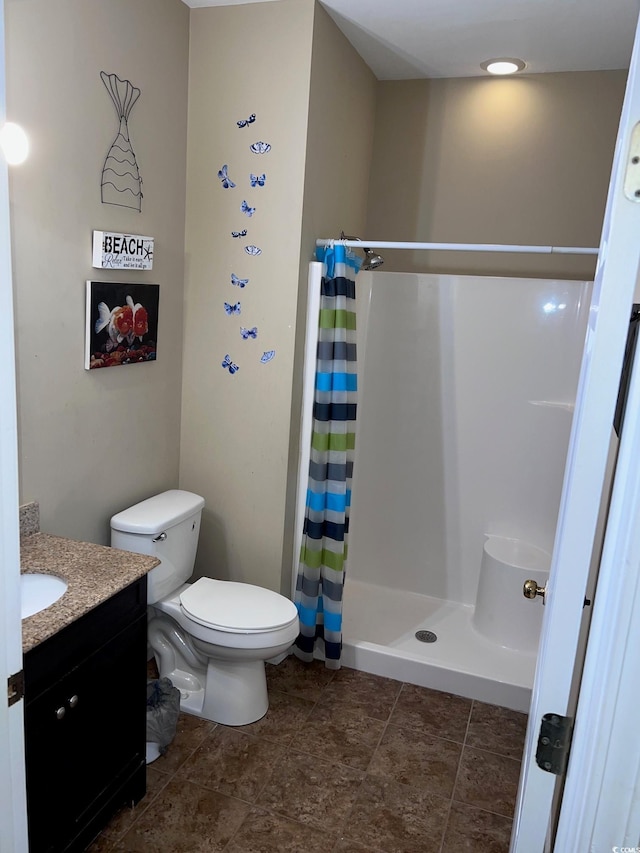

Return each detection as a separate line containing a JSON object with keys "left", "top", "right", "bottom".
{"left": 152, "top": 532, "right": 167, "bottom": 542}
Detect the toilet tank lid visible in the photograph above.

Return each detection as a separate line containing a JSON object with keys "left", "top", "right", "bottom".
{"left": 110, "top": 490, "right": 205, "bottom": 535}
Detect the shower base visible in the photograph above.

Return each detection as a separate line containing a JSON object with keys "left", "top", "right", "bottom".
{"left": 341, "top": 579, "right": 536, "bottom": 712}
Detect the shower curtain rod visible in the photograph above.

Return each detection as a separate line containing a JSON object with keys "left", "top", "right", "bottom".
{"left": 315, "top": 239, "right": 599, "bottom": 256}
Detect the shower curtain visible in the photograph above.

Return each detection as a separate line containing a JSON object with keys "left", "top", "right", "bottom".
{"left": 294, "top": 244, "right": 359, "bottom": 668}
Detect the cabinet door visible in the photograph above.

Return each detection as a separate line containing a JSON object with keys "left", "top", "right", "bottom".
{"left": 25, "top": 669, "right": 76, "bottom": 851}
{"left": 25, "top": 615, "right": 147, "bottom": 852}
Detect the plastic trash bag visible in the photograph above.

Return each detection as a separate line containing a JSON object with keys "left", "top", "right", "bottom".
{"left": 146, "top": 677, "right": 180, "bottom": 754}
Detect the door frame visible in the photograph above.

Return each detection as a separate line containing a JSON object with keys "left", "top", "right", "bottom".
{"left": 554, "top": 315, "right": 640, "bottom": 848}
{"left": 512, "top": 10, "right": 640, "bottom": 849}
{"left": 0, "top": 0, "right": 29, "bottom": 848}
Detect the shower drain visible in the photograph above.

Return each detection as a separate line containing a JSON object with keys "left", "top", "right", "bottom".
{"left": 415, "top": 630, "right": 438, "bottom": 643}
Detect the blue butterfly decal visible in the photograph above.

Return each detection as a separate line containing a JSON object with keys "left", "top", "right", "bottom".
{"left": 237, "top": 113, "right": 256, "bottom": 128}
{"left": 250, "top": 173, "right": 266, "bottom": 187}
{"left": 245, "top": 245, "right": 262, "bottom": 256}
{"left": 231, "top": 229, "right": 247, "bottom": 238}
{"left": 240, "top": 326, "right": 258, "bottom": 339}
{"left": 260, "top": 350, "right": 276, "bottom": 363}
{"left": 224, "top": 301, "right": 241, "bottom": 315}
{"left": 231, "top": 273, "right": 249, "bottom": 288}
{"left": 241, "top": 200, "right": 256, "bottom": 217}
{"left": 221, "top": 354, "right": 239, "bottom": 374}
{"left": 217, "top": 164, "right": 236, "bottom": 189}
{"left": 250, "top": 141, "right": 271, "bottom": 154}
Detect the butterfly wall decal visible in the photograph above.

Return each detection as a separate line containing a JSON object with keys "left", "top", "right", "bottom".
{"left": 224, "top": 301, "right": 241, "bottom": 315}
{"left": 240, "top": 326, "right": 258, "bottom": 339}
{"left": 217, "top": 164, "right": 236, "bottom": 189}
{"left": 245, "top": 245, "right": 262, "bottom": 256}
{"left": 250, "top": 173, "right": 266, "bottom": 187}
{"left": 260, "top": 350, "right": 276, "bottom": 363}
{"left": 250, "top": 141, "right": 271, "bottom": 154}
{"left": 237, "top": 113, "right": 256, "bottom": 128}
{"left": 241, "top": 200, "right": 256, "bottom": 217}
{"left": 221, "top": 354, "right": 239, "bottom": 374}
{"left": 231, "top": 229, "right": 248, "bottom": 238}
{"left": 231, "top": 273, "right": 249, "bottom": 288}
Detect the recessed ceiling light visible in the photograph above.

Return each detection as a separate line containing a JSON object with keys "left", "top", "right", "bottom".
{"left": 480, "top": 58, "right": 526, "bottom": 76}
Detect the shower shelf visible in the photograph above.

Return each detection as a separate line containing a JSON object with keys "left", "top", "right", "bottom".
{"left": 528, "top": 400, "right": 575, "bottom": 413}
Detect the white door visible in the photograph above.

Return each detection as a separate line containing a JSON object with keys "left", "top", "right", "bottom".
{"left": 0, "top": 2, "right": 29, "bottom": 849}
{"left": 511, "top": 11, "right": 640, "bottom": 852}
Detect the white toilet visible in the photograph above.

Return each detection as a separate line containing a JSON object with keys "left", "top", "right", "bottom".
{"left": 110, "top": 489, "right": 299, "bottom": 726}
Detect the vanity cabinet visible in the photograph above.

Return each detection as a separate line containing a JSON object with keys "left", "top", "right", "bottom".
{"left": 24, "top": 576, "right": 148, "bottom": 853}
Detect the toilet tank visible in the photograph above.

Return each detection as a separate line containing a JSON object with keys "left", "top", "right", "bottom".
{"left": 110, "top": 490, "right": 205, "bottom": 604}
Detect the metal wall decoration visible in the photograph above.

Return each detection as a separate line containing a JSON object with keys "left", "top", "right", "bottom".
{"left": 236, "top": 113, "right": 256, "bottom": 128}
{"left": 216, "top": 113, "right": 276, "bottom": 372}
{"left": 221, "top": 354, "right": 239, "bottom": 374}
{"left": 218, "top": 164, "right": 236, "bottom": 189}
{"left": 249, "top": 141, "right": 271, "bottom": 154}
{"left": 100, "top": 72, "right": 143, "bottom": 212}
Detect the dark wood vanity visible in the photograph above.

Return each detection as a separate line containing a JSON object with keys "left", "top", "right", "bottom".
{"left": 23, "top": 576, "right": 147, "bottom": 852}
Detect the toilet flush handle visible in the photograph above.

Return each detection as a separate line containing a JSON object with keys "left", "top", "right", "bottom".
{"left": 152, "top": 532, "right": 167, "bottom": 543}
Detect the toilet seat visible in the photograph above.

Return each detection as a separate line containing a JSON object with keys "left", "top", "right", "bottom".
{"left": 180, "top": 577, "right": 298, "bottom": 634}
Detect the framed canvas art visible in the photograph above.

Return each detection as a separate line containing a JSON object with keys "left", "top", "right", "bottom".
{"left": 85, "top": 281, "right": 159, "bottom": 369}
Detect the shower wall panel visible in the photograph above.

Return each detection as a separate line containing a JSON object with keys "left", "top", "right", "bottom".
{"left": 347, "top": 272, "right": 591, "bottom": 606}
{"left": 348, "top": 273, "right": 448, "bottom": 597}
{"left": 448, "top": 276, "right": 591, "bottom": 603}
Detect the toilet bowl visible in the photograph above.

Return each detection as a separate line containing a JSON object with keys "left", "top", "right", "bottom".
{"left": 148, "top": 579, "right": 298, "bottom": 725}
{"left": 110, "top": 490, "right": 300, "bottom": 726}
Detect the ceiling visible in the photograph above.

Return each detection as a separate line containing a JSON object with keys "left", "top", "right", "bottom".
{"left": 183, "top": 0, "right": 640, "bottom": 80}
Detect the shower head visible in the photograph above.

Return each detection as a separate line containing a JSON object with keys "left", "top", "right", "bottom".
{"left": 339, "top": 231, "right": 384, "bottom": 271}
{"left": 363, "top": 248, "right": 384, "bottom": 271}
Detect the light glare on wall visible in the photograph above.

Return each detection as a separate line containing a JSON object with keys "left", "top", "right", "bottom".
{"left": 480, "top": 58, "right": 526, "bottom": 76}
{"left": 543, "top": 301, "right": 567, "bottom": 314}
{"left": 0, "top": 122, "right": 29, "bottom": 165}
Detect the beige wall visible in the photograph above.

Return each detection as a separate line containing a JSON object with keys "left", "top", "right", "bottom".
{"left": 180, "top": 0, "right": 376, "bottom": 595}
{"left": 284, "top": 3, "right": 377, "bottom": 592}
{"left": 367, "top": 71, "right": 627, "bottom": 279}
{"left": 299, "top": 4, "right": 377, "bottom": 252}
{"left": 180, "top": 1, "right": 316, "bottom": 591}
{"left": 6, "top": 0, "right": 189, "bottom": 543}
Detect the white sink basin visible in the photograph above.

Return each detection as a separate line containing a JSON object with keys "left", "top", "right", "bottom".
{"left": 21, "top": 573, "right": 68, "bottom": 620}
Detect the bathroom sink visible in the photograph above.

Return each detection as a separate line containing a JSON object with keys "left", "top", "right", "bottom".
{"left": 21, "top": 573, "right": 67, "bottom": 620}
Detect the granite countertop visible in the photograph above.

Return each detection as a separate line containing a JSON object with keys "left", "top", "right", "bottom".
{"left": 21, "top": 532, "right": 159, "bottom": 654}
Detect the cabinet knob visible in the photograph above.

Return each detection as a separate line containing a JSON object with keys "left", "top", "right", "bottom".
{"left": 68, "top": 695, "right": 79, "bottom": 709}
{"left": 55, "top": 706, "right": 66, "bottom": 720}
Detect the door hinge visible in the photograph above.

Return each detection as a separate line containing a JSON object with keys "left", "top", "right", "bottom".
{"left": 7, "top": 670, "right": 24, "bottom": 707}
{"left": 536, "top": 713, "right": 573, "bottom": 776}
{"left": 624, "top": 122, "right": 640, "bottom": 201}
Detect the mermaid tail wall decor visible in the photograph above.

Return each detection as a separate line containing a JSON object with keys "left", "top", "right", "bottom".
{"left": 100, "top": 72, "right": 143, "bottom": 211}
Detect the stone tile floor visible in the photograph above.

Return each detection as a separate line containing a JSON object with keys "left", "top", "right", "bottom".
{"left": 88, "top": 657, "right": 527, "bottom": 852}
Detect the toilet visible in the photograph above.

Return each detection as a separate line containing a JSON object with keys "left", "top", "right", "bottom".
{"left": 110, "top": 489, "right": 299, "bottom": 726}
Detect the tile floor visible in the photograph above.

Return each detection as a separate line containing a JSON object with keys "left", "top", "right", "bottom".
{"left": 88, "top": 657, "right": 527, "bottom": 852}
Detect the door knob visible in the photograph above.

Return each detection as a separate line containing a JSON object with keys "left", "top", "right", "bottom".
{"left": 523, "top": 578, "right": 547, "bottom": 605}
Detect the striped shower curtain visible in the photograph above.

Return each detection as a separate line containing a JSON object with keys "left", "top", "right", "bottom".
{"left": 294, "top": 244, "right": 359, "bottom": 668}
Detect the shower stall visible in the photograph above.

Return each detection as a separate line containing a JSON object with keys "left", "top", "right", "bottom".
{"left": 294, "top": 258, "right": 592, "bottom": 712}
